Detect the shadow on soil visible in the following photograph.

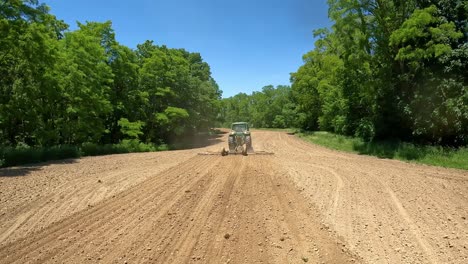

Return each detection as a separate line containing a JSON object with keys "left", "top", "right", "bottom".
{"left": 352, "top": 140, "right": 429, "bottom": 160}
{"left": 170, "top": 129, "right": 226, "bottom": 150}
{"left": 301, "top": 131, "right": 434, "bottom": 161}
{"left": 0, "top": 129, "right": 226, "bottom": 175}
{"left": 0, "top": 159, "right": 78, "bottom": 177}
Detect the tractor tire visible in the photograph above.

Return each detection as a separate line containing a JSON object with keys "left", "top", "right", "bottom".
{"left": 245, "top": 136, "right": 252, "bottom": 150}
{"left": 228, "top": 136, "right": 235, "bottom": 151}
{"left": 221, "top": 148, "right": 229, "bottom": 156}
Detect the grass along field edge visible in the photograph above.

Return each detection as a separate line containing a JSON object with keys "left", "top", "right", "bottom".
{"left": 296, "top": 131, "right": 468, "bottom": 170}
{"left": 0, "top": 140, "right": 168, "bottom": 168}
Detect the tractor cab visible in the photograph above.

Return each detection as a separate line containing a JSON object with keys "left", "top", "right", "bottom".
{"left": 231, "top": 122, "right": 249, "bottom": 133}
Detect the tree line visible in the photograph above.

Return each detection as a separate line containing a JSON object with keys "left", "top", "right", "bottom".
{"left": 223, "top": 0, "right": 467, "bottom": 146}
{"left": 292, "top": 0, "right": 467, "bottom": 146}
{"left": 220, "top": 85, "right": 299, "bottom": 129}
{"left": 2, "top": 0, "right": 467, "bottom": 151}
{"left": 0, "top": 0, "right": 221, "bottom": 148}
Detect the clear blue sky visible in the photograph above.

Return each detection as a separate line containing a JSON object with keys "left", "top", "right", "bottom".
{"left": 43, "top": 0, "right": 331, "bottom": 98}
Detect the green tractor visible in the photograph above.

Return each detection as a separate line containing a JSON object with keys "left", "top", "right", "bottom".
{"left": 222, "top": 122, "right": 252, "bottom": 156}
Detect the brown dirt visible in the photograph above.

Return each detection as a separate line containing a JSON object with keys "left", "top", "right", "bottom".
{"left": 0, "top": 130, "right": 467, "bottom": 263}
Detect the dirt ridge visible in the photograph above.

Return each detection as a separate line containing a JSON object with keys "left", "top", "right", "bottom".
{"left": 0, "top": 130, "right": 467, "bottom": 263}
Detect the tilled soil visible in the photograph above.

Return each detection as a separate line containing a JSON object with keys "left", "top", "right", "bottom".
{"left": 0, "top": 131, "right": 467, "bottom": 263}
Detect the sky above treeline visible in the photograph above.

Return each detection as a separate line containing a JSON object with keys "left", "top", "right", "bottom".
{"left": 42, "top": 0, "right": 331, "bottom": 97}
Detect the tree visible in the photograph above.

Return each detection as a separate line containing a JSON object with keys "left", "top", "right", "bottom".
{"left": 390, "top": 4, "right": 467, "bottom": 144}
{"left": 106, "top": 43, "right": 141, "bottom": 143}
{"left": 292, "top": 0, "right": 467, "bottom": 145}
{"left": 0, "top": 0, "right": 67, "bottom": 146}
{"left": 221, "top": 85, "right": 298, "bottom": 129}
{"left": 53, "top": 21, "right": 114, "bottom": 144}
{"left": 0, "top": 1, "right": 222, "bottom": 149}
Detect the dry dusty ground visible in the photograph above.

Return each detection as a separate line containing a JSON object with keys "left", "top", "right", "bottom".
{"left": 0, "top": 130, "right": 467, "bottom": 263}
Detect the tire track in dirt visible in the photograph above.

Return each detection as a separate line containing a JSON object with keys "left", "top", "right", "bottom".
{"left": 1, "top": 130, "right": 466, "bottom": 263}
{"left": 263, "top": 130, "right": 468, "bottom": 263}
{"left": 61, "top": 156, "right": 220, "bottom": 263}
{"left": 71, "top": 157, "right": 218, "bottom": 262}
{"left": 196, "top": 157, "right": 244, "bottom": 261}
{"left": 0, "top": 155, "right": 217, "bottom": 263}
{"left": 385, "top": 186, "right": 437, "bottom": 263}
{"left": 0, "top": 132, "right": 359, "bottom": 263}
{"left": 0, "top": 151, "right": 196, "bottom": 245}
{"left": 306, "top": 163, "right": 344, "bottom": 220}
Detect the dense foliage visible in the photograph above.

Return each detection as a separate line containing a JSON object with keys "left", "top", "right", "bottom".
{"left": 0, "top": 0, "right": 221, "bottom": 148}
{"left": 291, "top": 0, "right": 467, "bottom": 146}
{"left": 220, "top": 85, "right": 300, "bottom": 128}
{"left": 2, "top": 0, "right": 466, "bottom": 160}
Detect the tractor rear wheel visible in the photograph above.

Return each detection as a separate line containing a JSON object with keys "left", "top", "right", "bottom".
{"left": 221, "top": 148, "right": 229, "bottom": 156}
{"left": 245, "top": 136, "right": 252, "bottom": 150}
{"left": 228, "top": 136, "right": 235, "bottom": 151}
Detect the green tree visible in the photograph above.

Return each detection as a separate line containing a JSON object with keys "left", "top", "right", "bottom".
{"left": 390, "top": 4, "right": 467, "bottom": 144}
{"left": 221, "top": 85, "right": 298, "bottom": 129}
{"left": 137, "top": 43, "right": 221, "bottom": 143}
{"left": 292, "top": 0, "right": 467, "bottom": 145}
{"left": 106, "top": 43, "right": 141, "bottom": 143}
{"left": 0, "top": 0, "right": 67, "bottom": 146}
{"left": 118, "top": 118, "right": 144, "bottom": 140}
{"left": 0, "top": 0, "right": 222, "bottom": 150}
{"left": 54, "top": 21, "right": 114, "bottom": 144}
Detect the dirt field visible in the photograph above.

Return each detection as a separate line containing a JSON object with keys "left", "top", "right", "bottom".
{"left": 0, "top": 130, "right": 467, "bottom": 263}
